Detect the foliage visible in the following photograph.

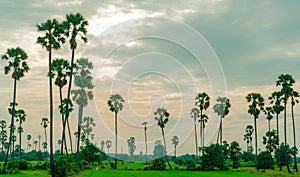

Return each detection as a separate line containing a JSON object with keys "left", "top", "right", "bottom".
{"left": 80, "top": 143, "right": 105, "bottom": 163}
{"left": 241, "top": 151, "right": 255, "bottom": 162}
{"left": 146, "top": 158, "right": 166, "bottom": 170}
{"left": 201, "top": 143, "right": 227, "bottom": 171}
{"left": 228, "top": 141, "right": 242, "bottom": 168}
{"left": 7, "top": 160, "right": 30, "bottom": 171}
{"left": 257, "top": 151, "right": 273, "bottom": 169}
{"left": 274, "top": 143, "right": 293, "bottom": 166}
{"left": 153, "top": 140, "right": 166, "bottom": 158}
{"left": 53, "top": 156, "right": 71, "bottom": 177}
{"left": 184, "top": 159, "right": 196, "bottom": 170}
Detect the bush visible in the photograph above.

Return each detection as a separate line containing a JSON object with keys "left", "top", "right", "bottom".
{"left": 257, "top": 151, "right": 273, "bottom": 169}
{"left": 54, "top": 156, "right": 71, "bottom": 177}
{"left": 7, "top": 160, "right": 30, "bottom": 171}
{"left": 241, "top": 151, "right": 255, "bottom": 162}
{"left": 34, "top": 161, "right": 49, "bottom": 170}
{"left": 275, "top": 143, "right": 293, "bottom": 166}
{"left": 145, "top": 158, "right": 166, "bottom": 170}
{"left": 174, "top": 158, "right": 184, "bottom": 166}
{"left": 201, "top": 144, "right": 227, "bottom": 171}
{"left": 185, "top": 159, "right": 196, "bottom": 170}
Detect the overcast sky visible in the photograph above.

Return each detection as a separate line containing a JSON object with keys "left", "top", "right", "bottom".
{"left": 0, "top": 0, "right": 299, "bottom": 157}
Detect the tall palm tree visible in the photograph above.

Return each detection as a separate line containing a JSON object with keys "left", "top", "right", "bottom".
{"left": 82, "top": 116, "right": 95, "bottom": 144}
{"left": 26, "top": 134, "right": 31, "bottom": 152}
{"left": 276, "top": 74, "right": 295, "bottom": 174}
{"left": 290, "top": 90, "right": 299, "bottom": 172}
{"left": 194, "top": 92, "right": 210, "bottom": 155}
{"left": 107, "top": 94, "right": 125, "bottom": 169}
{"left": 50, "top": 58, "right": 72, "bottom": 154}
{"left": 142, "top": 121, "right": 148, "bottom": 163}
{"left": 62, "top": 13, "right": 88, "bottom": 153}
{"left": 106, "top": 140, "right": 112, "bottom": 156}
{"left": 171, "top": 136, "right": 179, "bottom": 157}
{"left": 243, "top": 125, "right": 254, "bottom": 152}
{"left": 72, "top": 58, "right": 94, "bottom": 161}
{"left": 154, "top": 107, "right": 172, "bottom": 169}
{"left": 34, "top": 140, "right": 38, "bottom": 151}
{"left": 268, "top": 91, "right": 284, "bottom": 170}
{"left": 2, "top": 47, "right": 29, "bottom": 168}
{"left": 246, "top": 93, "right": 264, "bottom": 171}
{"left": 37, "top": 18, "right": 65, "bottom": 177}
{"left": 15, "top": 108, "right": 26, "bottom": 159}
{"left": 213, "top": 97, "right": 231, "bottom": 146}
{"left": 190, "top": 108, "right": 199, "bottom": 159}
{"left": 100, "top": 140, "right": 105, "bottom": 152}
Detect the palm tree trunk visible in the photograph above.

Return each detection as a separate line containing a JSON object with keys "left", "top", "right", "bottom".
{"left": 4, "top": 77, "right": 17, "bottom": 169}
{"left": 19, "top": 122, "right": 22, "bottom": 159}
{"left": 66, "top": 119, "right": 73, "bottom": 154}
{"left": 193, "top": 115, "right": 198, "bottom": 160}
{"left": 254, "top": 117, "right": 258, "bottom": 171}
{"left": 174, "top": 145, "right": 176, "bottom": 157}
{"left": 268, "top": 120, "right": 272, "bottom": 170}
{"left": 59, "top": 87, "right": 68, "bottom": 156}
{"left": 161, "top": 127, "right": 172, "bottom": 169}
{"left": 220, "top": 117, "right": 223, "bottom": 146}
{"left": 202, "top": 124, "right": 205, "bottom": 154}
{"left": 276, "top": 113, "right": 282, "bottom": 170}
{"left": 114, "top": 111, "right": 118, "bottom": 169}
{"left": 284, "top": 95, "right": 292, "bottom": 174}
{"left": 291, "top": 103, "right": 298, "bottom": 172}
{"left": 76, "top": 104, "right": 83, "bottom": 161}
{"left": 44, "top": 128, "right": 47, "bottom": 151}
{"left": 144, "top": 126, "right": 148, "bottom": 163}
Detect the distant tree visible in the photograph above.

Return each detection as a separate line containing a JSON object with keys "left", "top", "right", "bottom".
{"left": 243, "top": 125, "right": 254, "bottom": 152}
{"left": 142, "top": 121, "right": 148, "bottom": 163}
{"left": 268, "top": 91, "right": 284, "bottom": 170}
{"left": 195, "top": 92, "right": 210, "bottom": 154}
{"left": 171, "top": 136, "right": 179, "bottom": 157}
{"left": 72, "top": 58, "right": 94, "bottom": 161}
{"left": 107, "top": 94, "right": 124, "bottom": 169}
{"left": 154, "top": 107, "right": 172, "bottom": 169}
{"left": 2, "top": 47, "right": 29, "bottom": 168}
{"left": 106, "top": 140, "right": 112, "bottom": 155}
{"left": 190, "top": 108, "right": 199, "bottom": 159}
{"left": 34, "top": 140, "right": 38, "bottom": 151}
{"left": 276, "top": 74, "right": 294, "bottom": 173}
{"left": 26, "top": 134, "right": 31, "bottom": 152}
{"left": 153, "top": 140, "right": 166, "bottom": 159}
{"left": 127, "top": 137, "right": 136, "bottom": 160}
{"left": 229, "top": 141, "right": 242, "bottom": 168}
{"left": 246, "top": 93, "right": 264, "bottom": 171}
{"left": 213, "top": 97, "right": 230, "bottom": 146}
{"left": 41, "top": 118, "right": 49, "bottom": 152}
{"left": 81, "top": 116, "right": 95, "bottom": 144}
{"left": 100, "top": 140, "right": 105, "bottom": 152}
{"left": 0, "top": 120, "right": 7, "bottom": 152}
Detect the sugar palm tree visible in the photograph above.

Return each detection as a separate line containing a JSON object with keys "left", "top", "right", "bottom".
{"left": 290, "top": 90, "right": 299, "bottom": 172}
{"left": 50, "top": 58, "right": 72, "bottom": 154}
{"left": 154, "top": 107, "right": 172, "bottom": 169}
{"left": 26, "top": 134, "right": 31, "bottom": 152}
{"left": 72, "top": 58, "right": 94, "bottom": 161}
{"left": 127, "top": 137, "right": 136, "bottom": 160}
{"left": 246, "top": 93, "right": 264, "bottom": 171}
{"left": 15, "top": 108, "right": 26, "bottom": 159}
{"left": 34, "top": 140, "right": 38, "bottom": 151}
{"left": 62, "top": 14, "right": 88, "bottom": 152}
{"left": 268, "top": 91, "right": 284, "bottom": 170}
{"left": 142, "top": 121, "right": 148, "bottom": 163}
{"left": 41, "top": 118, "right": 49, "bottom": 152}
{"left": 100, "top": 140, "right": 105, "bottom": 151}
{"left": 276, "top": 74, "right": 295, "bottom": 174}
{"left": 37, "top": 18, "right": 65, "bottom": 177}
{"left": 243, "top": 125, "right": 254, "bottom": 152}
{"left": 2, "top": 47, "right": 29, "bottom": 168}
{"left": 82, "top": 116, "right": 95, "bottom": 144}
{"left": 171, "top": 136, "right": 179, "bottom": 157}
{"left": 106, "top": 140, "right": 112, "bottom": 156}
{"left": 190, "top": 108, "right": 199, "bottom": 159}
{"left": 107, "top": 94, "right": 124, "bottom": 169}
{"left": 213, "top": 97, "right": 231, "bottom": 146}
{"left": 263, "top": 130, "right": 278, "bottom": 170}
{"left": 195, "top": 92, "right": 210, "bottom": 154}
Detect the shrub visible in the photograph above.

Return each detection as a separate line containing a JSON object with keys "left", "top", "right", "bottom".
{"left": 241, "top": 151, "right": 255, "bottom": 162}
{"left": 7, "top": 160, "right": 30, "bottom": 171}
{"left": 185, "top": 159, "right": 196, "bottom": 170}
{"left": 54, "top": 156, "right": 71, "bottom": 177}
{"left": 257, "top": 151, "right": 273, "bottom": 169}
{"left": 174, "top": 158, "right": 184, "bottom": 166}
{"left": 34, "top": 161, "right": 49, "bottom": 170}
{"left": 201, "top": 144, "right": 227, "bottom": 171}
{"left": 145, "top": 158, "right": 166, "bottom": 170}
{"left": 275, "top": 143, "right": 293, "bottom": 166}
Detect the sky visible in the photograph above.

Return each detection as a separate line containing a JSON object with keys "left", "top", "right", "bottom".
{"left": 0, "top": 0, "right": 300, "bottom": 158}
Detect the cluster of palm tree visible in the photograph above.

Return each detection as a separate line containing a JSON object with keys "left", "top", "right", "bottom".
{"left": 245, "top": 74, "right": 298, "bottom": 173}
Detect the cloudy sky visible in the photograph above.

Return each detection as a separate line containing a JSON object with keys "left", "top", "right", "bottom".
{"left": 0, "top": 0, "right": 300, "bottom": 157}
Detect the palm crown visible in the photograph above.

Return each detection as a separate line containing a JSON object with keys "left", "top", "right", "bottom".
{"left": 2, "top": 47, "right": 29, "bottom": 80}
{"left": 213, "top": 97, "right": 231, "bottom": 118}
{"left": 49, "top": 59, "right": 71, "bottom": 88}
{"left": 246, "top": 93, "right": 264, "bottom": 118}
{"left": 107, "top": 94, "right": 125, "bottom": 113}
{"left": 195, "top": 92, "right": 210, "bottom": 111}
{"left": 154, "top": 107, "right": 170, "bottom": 128}
{"left": 171, "top": 136, "right": 179, "bottom": 146}
{"left": 268, "top": 91, "right": 284, "bottom": 114}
